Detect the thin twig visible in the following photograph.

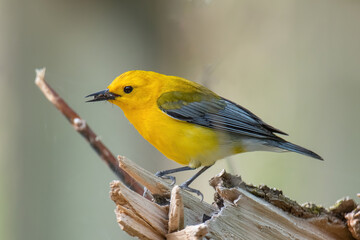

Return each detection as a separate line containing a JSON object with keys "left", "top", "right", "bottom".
{"left": 35, "top": 68, "right": 143, "bottom": 195}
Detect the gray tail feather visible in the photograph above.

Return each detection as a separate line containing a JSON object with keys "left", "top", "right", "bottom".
{"left": 269, "top": 141, "right": 323, "bottom": 160}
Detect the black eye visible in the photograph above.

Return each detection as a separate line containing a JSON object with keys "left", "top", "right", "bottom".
{"left": 123, "top": 86, "right": 133, "bottom": 94}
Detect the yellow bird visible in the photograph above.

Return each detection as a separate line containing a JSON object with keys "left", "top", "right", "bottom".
{"left": 86, "top": 70, "right": 322, "bottom": 199}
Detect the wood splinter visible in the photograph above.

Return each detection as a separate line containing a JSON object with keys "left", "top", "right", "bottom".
{"left": 168, "top": 186, "right": 185, "bottom": 233}
{"left": 166, "top": 224, "right": 208, "bottom": 240}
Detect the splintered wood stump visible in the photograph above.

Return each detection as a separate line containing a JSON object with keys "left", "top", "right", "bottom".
{"left": 110, "top": 156, "right": 359, "bottom": 240}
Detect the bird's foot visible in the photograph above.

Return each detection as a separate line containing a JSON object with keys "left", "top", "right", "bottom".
{"left": 179, "top": 183, "right": 204, "bottom": 201}
{"left": 155, "top": 171, "right": 176, "bottom": 186}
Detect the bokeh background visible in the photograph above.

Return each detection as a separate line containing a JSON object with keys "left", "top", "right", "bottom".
{"left": 1, "top": 0, "right": 360, "bottom": 239}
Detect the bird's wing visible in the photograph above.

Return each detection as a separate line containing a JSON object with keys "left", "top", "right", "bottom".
{"left": 157, "top": 91, "right": 287, "bottom": 139}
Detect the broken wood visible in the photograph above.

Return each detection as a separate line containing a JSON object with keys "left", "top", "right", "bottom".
{"left": 346, "top": 195, "right": 360, "bottom": 240}
{"left": 166, "top": 224, "right": 208, "bottom": 240}
{"left": 110, "top": 180, "right": 168, "bottom": 240}
{"left": 110, "top": 156, "right": 359, "bottom": 240}
{"left": 168, "top": 186, "right": 185, "bottom": 233}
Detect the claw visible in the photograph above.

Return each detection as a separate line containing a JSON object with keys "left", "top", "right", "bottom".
{"left": 155, "top": 171, "right": 177, "bottom": 185}
{"left": 155, "top": 165, "right": 211, "bottom": 201}
{"left": 179, "top": 183, "right": 204, "bottom": 201}
{"left": 168, "top": 176, "right": 176, "bottom": 186}
{"left": 162, "top": 175, "right": 176, "bottom": 185}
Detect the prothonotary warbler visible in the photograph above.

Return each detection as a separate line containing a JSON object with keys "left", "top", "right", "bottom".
{"left": 86, "top": 70, "right": 323, "bottom": 199}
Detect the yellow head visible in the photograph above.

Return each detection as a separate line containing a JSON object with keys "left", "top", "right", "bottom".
{"left": 109, "top": 70, "right": 166, "bottom": 110}
{"left": 87, "top": 70, "right": 168, "bottom": 110}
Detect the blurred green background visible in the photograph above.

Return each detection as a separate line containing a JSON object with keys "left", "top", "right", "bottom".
{"left": 1, "top": 0, "right": 359, "bottom": 239}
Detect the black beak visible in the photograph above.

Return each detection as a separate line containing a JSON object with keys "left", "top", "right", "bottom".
{"left": 85, "top": 89, "right": 119, "bottom": 102}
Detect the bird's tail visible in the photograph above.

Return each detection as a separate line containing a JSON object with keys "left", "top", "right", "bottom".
{"left": 268, "top": 140, "right": 323, "bottom": 160}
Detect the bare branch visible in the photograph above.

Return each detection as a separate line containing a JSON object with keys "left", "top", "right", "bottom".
{"left": 35, "top": 68, "right": 143, "bottom": 194}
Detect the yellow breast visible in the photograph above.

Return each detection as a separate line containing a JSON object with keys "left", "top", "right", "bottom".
{"left": 122, "top": 105, "right": 232, "bottom": 168}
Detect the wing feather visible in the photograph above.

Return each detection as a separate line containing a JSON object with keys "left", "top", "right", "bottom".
{"left": 158, "top": 91, "right": 287, "bottom": 139}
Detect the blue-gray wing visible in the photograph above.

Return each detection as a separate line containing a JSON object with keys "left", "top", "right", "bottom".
{"left": 158, "top": 93, "right": 287, "bottom": 140}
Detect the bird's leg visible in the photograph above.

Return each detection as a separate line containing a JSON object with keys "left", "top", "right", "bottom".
{"left": 179, "top": 165, "right": 212, "bottom": 201}
{"left": 155, "top": 166, "right": 195, "bottom": 186}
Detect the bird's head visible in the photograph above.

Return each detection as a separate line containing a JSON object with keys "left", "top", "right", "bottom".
{"left": 86, "top": 70, "right": 163, "bottom": 110}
